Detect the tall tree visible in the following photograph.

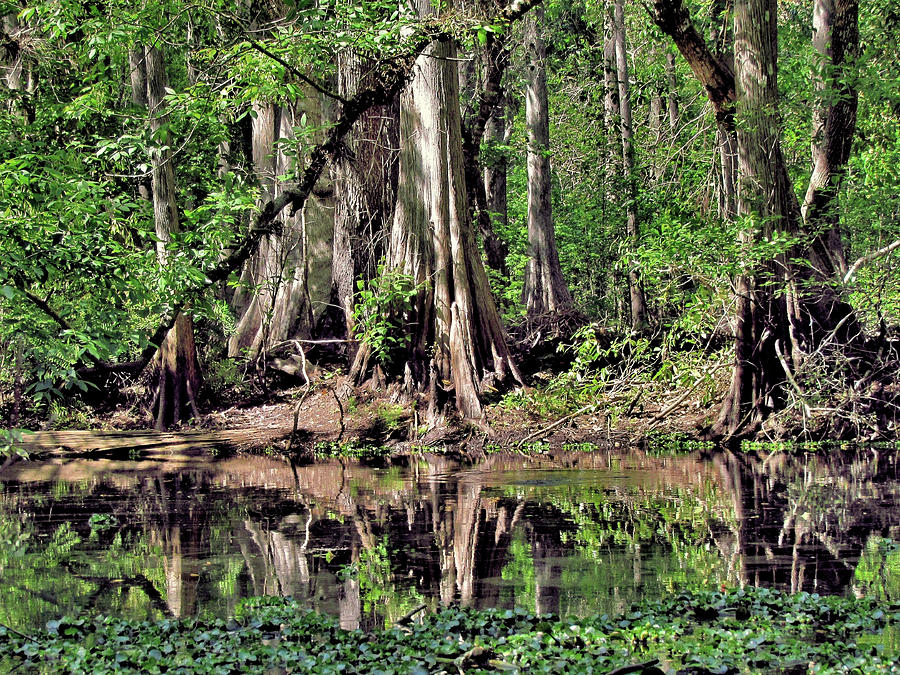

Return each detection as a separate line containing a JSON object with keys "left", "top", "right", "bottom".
{"left": 521, "top": 5, "right": 573, "bottom": 316}
{"left": 228, "top": 97, "right": 331, "bottom": 359}
{"left": 331, "top": 52, "right": 400, "bottom": 351}
{"left": 482, "top": 103, "right": 510, "bottom": 274}
{"left": 143, "top": 44, "right": 203, "bottom": 429}
{"left": 666, "top": 50, "right": 679, "bottom": 132}
{"left": 377, "top": 0, "right": 525, "bottom": 420}
{"left": 613, "top": 0, "right": 647, "bottom": 330}
{"left": 709, "top": 0, "right": 738, "bottom": 221}
{"left": 801, "top": 0, "right": 859, "bottom": 279}
{"left": 650, "top": 0, "right": 860, "bottom": 437}
{"left": 460, "top": 0, "right": 512, "bottom": 278}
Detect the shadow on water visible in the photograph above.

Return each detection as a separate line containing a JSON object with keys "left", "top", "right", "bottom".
{"left": 0, "top": 445, "right": 898, "bottom": 632}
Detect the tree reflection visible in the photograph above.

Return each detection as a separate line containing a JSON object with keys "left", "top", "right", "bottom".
{"left": 1, "top": 446, "right": 898, "bottom": 631}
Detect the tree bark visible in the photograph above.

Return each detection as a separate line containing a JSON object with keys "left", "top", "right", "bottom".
{"left": 603, "top": 22, "right": 619, "bottom": 172}
{"left": 228, "top": 95, "right": 333, "bottom": 359}
{"left": 384, "top": 0, "right": 523, "bottom": 420}
{"left": 801, "top": 0, "right": 858, "bottom": 279}
{"left": 2, "top": 15, "right": 35, "bottom": 123}
{"left": 460, "top": 3, "right": 511, "bottom": 278}
{"left": 708, "top": 0, "right": 738, "bottom": 221}
{"left": 331, "top": 51, "right": 400, "bottom": 352}
{"left": 143, "top": 44, "right": 203, "bottom": 430}
{"left": 521, "top": 5, "right": 573, "bottom": 317}
{"left": 666, "top": 50, "right": 679, "bottom": 132}
{"left": 613, "top": 0, "right": 647, "bottom": 331}
{"left": 483, "top": 105, "right": 510, "bottom": 273}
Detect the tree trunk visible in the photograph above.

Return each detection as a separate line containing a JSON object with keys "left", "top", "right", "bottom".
{"left": 2, "top": 15, "right": 35, "bottom": 123}
{"left": 708, "top": 0, "right": 738, "bottom": 221}
{"left": 614, "top": 0, "right": 648, "bottom": 331}
{"left": 650, "top": 0, "right": 860, "bottom": 437}
{"left": 666, "top": 50, "right": 679, "bottom": 132}
{"left": 801, "top": 0, "right": 858, "bottom": 279}
{"left": 143, "top": 44, "right": 202, "bottom": 430}
{"left": 649, "top": 85, "right": 664, "bottom": 182}
{"left": 483, "top": 105, "right": 509, "bottom": 272}
{"left": 521, "top": 5, "right": 573, "bottom": 316}
{"left": 383, "top": 0, "right": 522, "bottom": 420}
{"left": 460, "top": 6, "right": 511, "bottom": 278}
{"left": 603, "top": 23, "right": 619, "bottom": 173}
{"left": 331, "top": 51, "right": 400, "bottom": 352}
{"left": 228, "top": 95, "right": 334, "bottom": 359}
{"left": 129, "top": 48, "right": 152, "bottom": 201}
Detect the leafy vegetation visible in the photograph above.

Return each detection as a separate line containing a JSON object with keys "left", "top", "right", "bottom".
{"left": 352, "top": 265, "right": 422, "bottom": 368}
{"left": 1, "top": 588, "right": 898, "bottom": 673}
{"left": 0, "top": 428, "right": 29, "bottom": 460}
{"left": 0, "top": 0, "right": 895, "bottom": 438}
{"left": 311, "top": 440, "right": 392, "bottom": 460}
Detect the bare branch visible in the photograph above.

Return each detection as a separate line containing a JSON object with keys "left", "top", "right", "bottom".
{"left": 844, "top": 239, "right": 900, "bottom": 283}
{"left": 645, "top": 0, "right": 735, "bottom": 113}
{"left": 243, "top": 37, "right": 350, "bottom": 105}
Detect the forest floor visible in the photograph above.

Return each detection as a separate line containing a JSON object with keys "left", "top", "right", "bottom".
{"left": 82, "top": 367, "right": 720, "bottom": 458}
{"left": 20, "top": 314, "right": 898, "bottom": 457}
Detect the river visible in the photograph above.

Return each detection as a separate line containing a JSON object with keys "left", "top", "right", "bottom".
{"left": 1, "top": 445, "right": 898, "bottom": 632}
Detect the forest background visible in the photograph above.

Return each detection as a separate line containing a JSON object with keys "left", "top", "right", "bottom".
{"left": 1, "top": 0, "right": 899, "bottom": 447}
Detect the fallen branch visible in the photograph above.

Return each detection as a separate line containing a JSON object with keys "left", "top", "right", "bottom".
{"left": 517, "top": 402, "right": 596, "bottom": 446}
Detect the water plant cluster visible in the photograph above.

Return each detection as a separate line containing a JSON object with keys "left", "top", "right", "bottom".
{"left": 2, "top": 587, "right": 898, "bottom": 673}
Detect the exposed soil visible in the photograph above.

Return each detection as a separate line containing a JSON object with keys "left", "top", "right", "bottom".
{"left": 172, "top": 372, "right": 719, "bottom": 456}
{"left": 17, "top": 340, "right": 726, "bottom": 458}
{"left": 16, "top": 317, "right": 898, "bottom": 458}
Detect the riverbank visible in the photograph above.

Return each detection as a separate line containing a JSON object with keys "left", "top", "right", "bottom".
{"left": 6, "top": 330, "right": 897, "bottom": 462}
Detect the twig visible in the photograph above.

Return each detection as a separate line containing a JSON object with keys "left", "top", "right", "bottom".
{"left": 774, "top": 339, "right": 811, "bottom": 417}
{"left": 623, "top": 389, "right": 643, "bottom": 417}
{"left": 243, "top": 37, "right": 349, "bottom": 104}
{"left": 0, "top": 620, "right": 36, "bottom": 643}
{"left": 330, "top": 386, "right": 345, "bottom": 441}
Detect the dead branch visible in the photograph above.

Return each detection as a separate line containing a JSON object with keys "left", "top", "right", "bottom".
{"left": 844, "top": 239, "right": 900, "bottom": 284}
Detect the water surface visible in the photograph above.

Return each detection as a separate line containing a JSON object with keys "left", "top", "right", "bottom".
{"left": 1, "top": 445, "right": 898, "bottom": 631}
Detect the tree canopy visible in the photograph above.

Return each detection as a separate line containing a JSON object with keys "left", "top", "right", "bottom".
{"left": 1, "top": 0, "right": 899, "bottom": 438}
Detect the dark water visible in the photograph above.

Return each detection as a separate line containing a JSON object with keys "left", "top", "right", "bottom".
{"left": 1, "top": 445, "right": 899, "bottom": 631}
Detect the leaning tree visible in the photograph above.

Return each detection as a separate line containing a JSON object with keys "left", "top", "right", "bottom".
{"left": 650, "top": 0, "right": 861, "bottom": 437}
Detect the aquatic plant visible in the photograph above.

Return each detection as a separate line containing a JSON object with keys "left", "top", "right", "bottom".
{"left": 1, "top": 588, "right": 898, "bottom": 673}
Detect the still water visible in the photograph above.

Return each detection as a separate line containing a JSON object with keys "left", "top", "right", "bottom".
{"left": 1, "top": 446, "right": 898, "bottom": 631}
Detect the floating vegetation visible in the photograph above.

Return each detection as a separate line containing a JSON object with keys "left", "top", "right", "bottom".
{"left": 645, "top": 431, "right": 716, "bottom": 455}
{"left": 2, "top": 588, "right": 898, "bottom": 674}
{"left": 310, "top": 441, "right": 392, "bottom": 460}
